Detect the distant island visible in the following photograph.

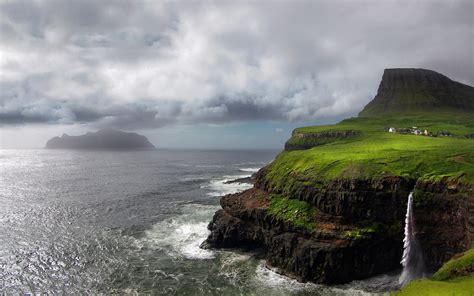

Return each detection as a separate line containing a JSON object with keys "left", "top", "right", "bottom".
{"left": 45, "top": 129, "right": 156, "bottom": 150}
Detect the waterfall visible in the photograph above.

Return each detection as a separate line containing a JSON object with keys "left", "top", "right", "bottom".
{"left": 399, "top": 192, "right": 425, "bottom": 286}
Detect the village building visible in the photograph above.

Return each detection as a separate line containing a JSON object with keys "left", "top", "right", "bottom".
{"left": 438, "top": 131, "right": 452, "bottom": 137}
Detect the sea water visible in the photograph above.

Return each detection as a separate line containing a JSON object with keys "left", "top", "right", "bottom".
{"left": 0, "top": 149, "right": 399, "bottom": 295}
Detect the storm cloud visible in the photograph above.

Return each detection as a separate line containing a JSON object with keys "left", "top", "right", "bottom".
{"left": 1, "top": 0, "right": 473, "bottom": 129}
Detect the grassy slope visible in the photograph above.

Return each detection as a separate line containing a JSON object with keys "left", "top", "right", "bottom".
{"left": 393, "top": 248, "right": 474, "bottom": 296}
{"left": 262, "top": 113, "right": 474, "bottom": 194}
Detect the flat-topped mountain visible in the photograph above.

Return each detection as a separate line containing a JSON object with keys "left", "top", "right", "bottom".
{"left": 45, "top": 129, "right": 156, "bottom": 150}
{"left": 359, "top": 68, "right": 474, "bottom": 117}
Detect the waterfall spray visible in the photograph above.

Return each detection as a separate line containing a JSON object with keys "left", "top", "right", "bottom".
{"left": 399, "top": 191, "right": 425, "bottom": 286}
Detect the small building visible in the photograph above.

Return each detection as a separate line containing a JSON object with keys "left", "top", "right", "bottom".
{"left": 438, "top": 131, "right": 452, "bottom": 137}
{"left": 424, "top": 130, "right": 429, "bottom": 136}
{"left": 413, "top": 129, "right": 422, "bottom": 135}
{"left": 399, "top": 128, "right": 411, "bottom": 134}
{"left": 389, "top": 127, "right": 396, "bottom": 133}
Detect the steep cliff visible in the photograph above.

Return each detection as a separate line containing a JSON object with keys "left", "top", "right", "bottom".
{"left": 203, "top": 68, "right": 474, "bottom": 285}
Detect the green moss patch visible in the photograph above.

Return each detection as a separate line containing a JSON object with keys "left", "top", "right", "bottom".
{"left": 268, "top": 194, "right": 317, "bottom": 231}
{"left": 344, "top": 221, "right": 384, "bottom": 240}
{"left": 344, "top": 228, "right": 376, "bottom": 240}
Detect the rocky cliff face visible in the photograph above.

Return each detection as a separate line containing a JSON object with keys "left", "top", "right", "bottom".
{"left": 203, "top": 174, "right": 409, "bottom": 284}
{"left": 45, "top": 129, "right": 156, "bottom": 150}
{"left": 359, "top": 68, "right": 474, "bottom": 117}
{"left": 203, "top": 188, "right": 404, "bottom": 284}
{"left": 413, "top": 180, "right": 474, "bottom": 271}
{"left": 203, "top": 176, "right": 474, "bottom": 284}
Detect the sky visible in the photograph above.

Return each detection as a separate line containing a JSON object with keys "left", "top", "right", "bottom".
{"left": 0, "top": 0, "right": 473, "bottom": 149}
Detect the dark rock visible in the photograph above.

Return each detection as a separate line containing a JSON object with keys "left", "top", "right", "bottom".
{"left": 413, "top": 180, "right": 474, "bottom": 272}
{"left": 258, "top": 175, "right": 415, "bottom": 224}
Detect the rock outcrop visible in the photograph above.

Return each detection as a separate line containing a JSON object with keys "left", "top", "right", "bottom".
{"left": 45, "top": 129, "right": 156, "bottom": 150}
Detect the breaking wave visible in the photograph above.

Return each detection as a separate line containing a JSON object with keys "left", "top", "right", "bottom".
{"left": 139, "top": 204, "right": 219, "bottom": 260}
{"left": 238, "top": 167, "right": 260, "bottom": 173}
{"left": 201, "top": 174, "right": 253, "bottom": 197}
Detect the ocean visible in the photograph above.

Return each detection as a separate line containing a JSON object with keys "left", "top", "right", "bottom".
{"left": 0, "top": 149, "right": 398, "bottom": 295}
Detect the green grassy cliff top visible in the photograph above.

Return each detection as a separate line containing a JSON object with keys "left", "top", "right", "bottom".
{"left": 263, "top": 113, "right": 474, "bottom": 193}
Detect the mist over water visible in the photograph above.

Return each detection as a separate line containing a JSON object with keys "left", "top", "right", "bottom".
{"left": 1, "top": 149, "right": 399, "bottom": 295}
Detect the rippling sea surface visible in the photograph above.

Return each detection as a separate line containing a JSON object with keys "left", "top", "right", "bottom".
{"left": 0, "top": 149, "right": 399, "bottom": 295}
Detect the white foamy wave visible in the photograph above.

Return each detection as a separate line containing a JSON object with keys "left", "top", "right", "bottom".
{"left": 238, "top": 167, "right": 260, "bottom": 173}
{"left": 217, "top": 252, "right": 253, "bottom": 285}
{"left": 201, "top": 175, "right": 253, "bottom": 197}
{"left": 140, "top": 204, "right": 219, "bottom": 260}
{"left": 253, "top": 261, "right": 317, "bottom": 292}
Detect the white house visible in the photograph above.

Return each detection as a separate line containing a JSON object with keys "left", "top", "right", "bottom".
{"left": 389, "top": 127, "right": 396, "bottom": 133}
{"left": 414, "top": 129, "right": 422, "bottom": 135}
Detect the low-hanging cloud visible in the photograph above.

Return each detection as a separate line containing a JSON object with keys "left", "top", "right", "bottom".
{"left": 1, "top": 0, "right": 473, "bottom": 129}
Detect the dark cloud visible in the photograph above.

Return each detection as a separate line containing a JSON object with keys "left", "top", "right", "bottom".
{"left": 0, "top": 0, "right": 472, "bottom": 129}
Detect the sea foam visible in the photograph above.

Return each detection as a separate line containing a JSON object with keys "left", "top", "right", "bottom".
{"left": 141, "top": 204, "right": 219, "bottom": 260}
